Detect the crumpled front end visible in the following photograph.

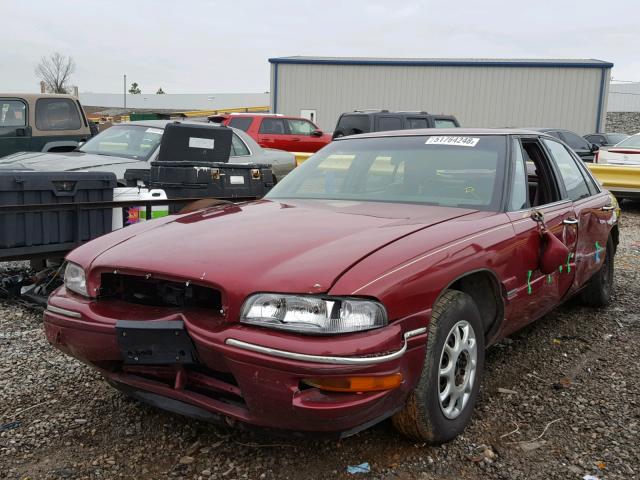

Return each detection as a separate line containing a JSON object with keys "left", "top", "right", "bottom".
{"left": 43, "top": 268, "right": 429, "bottom": 435}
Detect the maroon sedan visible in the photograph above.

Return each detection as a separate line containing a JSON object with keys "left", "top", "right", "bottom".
{"left": 44, "top": 129, "right": 619, "bottom": 442}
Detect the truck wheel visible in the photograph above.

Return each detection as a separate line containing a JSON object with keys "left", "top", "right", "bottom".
{"left": 580, "top": 236, "right": 614, "bottom": 307}
{"left": 392, "top": 290, "right": 485, "bottom": 443}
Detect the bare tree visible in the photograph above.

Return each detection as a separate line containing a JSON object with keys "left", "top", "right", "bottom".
{"left": 35, "top": 53, "right": 76, "bottom": 94}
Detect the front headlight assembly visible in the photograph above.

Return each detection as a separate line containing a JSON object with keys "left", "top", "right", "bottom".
{"left": 64, "top": 262, "right": 88, "bottom": 296}
{"left": 240, "top": 294, "right": 387, "bottom": 334}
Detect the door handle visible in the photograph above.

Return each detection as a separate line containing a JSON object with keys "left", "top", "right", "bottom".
{"left": 601, "top": 205, "right": 615, "bottom": 211}
{"left": 563, "top": 218, "right": 579, "bottom": 225}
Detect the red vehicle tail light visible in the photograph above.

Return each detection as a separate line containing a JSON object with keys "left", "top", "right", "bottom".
{"left": 302, "top": 373, "right": 403, "bottom": 392}
{"left": 594, "top": 150, "right": 599, "bottom": 163}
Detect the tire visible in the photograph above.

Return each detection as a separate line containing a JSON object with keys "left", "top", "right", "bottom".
{"left": 580, "top": 235, "right": 615, "bottom": 307}
{"left": 392, "top": 290, "right": 485, "bottom": 443}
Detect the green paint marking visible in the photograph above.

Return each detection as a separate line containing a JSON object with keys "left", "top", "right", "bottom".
{"left": 595, "top": 241, "right": 602, "bottom": 263}
{"left": 547, "top": 274, "right": 552, "bottom": 284}
{"left": 527, "top": 270, "right": 533, "bottom": 295}
{"left": 566, "top": 253, "right": 572, "bottom": 273}
{"left": 559, "top": 265, "right": 563, "bottom": 273}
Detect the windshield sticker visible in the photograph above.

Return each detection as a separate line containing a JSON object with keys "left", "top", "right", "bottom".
{"left": 425, "top": 136, "right": 480, "bottom": 147}
{"left": 145, "top": 128, "right": 163, "bottom": 135}
{"left": 189, "top": 137, "right": 215, "bottom": 150}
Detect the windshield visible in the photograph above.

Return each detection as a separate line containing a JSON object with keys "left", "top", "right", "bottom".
{"left": 613, "top": 134, "right": 640, "bottom": 149}
{"left": 266, "top": 135, "right": 507, "bottom": 211}
{"left": 79, "top": 125, "right": 163, "bottom": 160}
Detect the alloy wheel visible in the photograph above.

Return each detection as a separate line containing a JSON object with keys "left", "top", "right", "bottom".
{"left": 438, "top": 320, "right": 478, "bottom": 419}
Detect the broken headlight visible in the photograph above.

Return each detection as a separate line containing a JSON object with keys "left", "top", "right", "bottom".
{"left": 64, "top": 262, "right": 88, "bottom": 297}
{"left": 240, "top": 294, "right": 387, "bottom": 334}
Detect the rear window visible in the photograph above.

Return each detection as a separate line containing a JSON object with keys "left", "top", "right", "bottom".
{"left": 267, "top": 135, "right": 506, "bottom": 211}
{"left": 228, "top": 117, "right": 253, "bottom": 132}
{"left": 336, "top": 115, "right": 369, "bottom": 136}
{"left": 434, "top": 119, "right": 457, "bottom": 128}
{"left": 35, "top": 98, "right": 82, "bottom": 131}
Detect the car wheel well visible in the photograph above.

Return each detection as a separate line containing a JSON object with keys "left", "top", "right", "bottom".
{"left": 447, "top": 271, "right": 504, "bottom": 339}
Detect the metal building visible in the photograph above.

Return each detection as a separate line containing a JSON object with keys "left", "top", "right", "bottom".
{"left": 269, "top": 57, "right": 613, "bottom": 134}
{"left": 607, "top": 82, "right": 640, "bottom": 112}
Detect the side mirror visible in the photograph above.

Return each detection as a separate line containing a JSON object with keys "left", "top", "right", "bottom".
{"left": 590, "top": 143, "right": 600, "bottom": 153}
{"left": 311, "top": 129, "right": 323, "bottom": 137}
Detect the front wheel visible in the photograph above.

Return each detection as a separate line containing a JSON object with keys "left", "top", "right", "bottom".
{"left": 393, "top": 290, "right": 485, "bottom": 443}
{"left": 580, "top": 235, "right": 615, "bottom": 307}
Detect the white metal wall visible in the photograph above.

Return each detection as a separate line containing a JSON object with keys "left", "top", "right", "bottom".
{"left": 608, "top": 83, "right": 640, "bottom": 112}
{"left": 271, "top": 63, "right": 609, "bottom": 134}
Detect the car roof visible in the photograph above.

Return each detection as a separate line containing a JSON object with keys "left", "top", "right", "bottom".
{"left": 0, "top": 93, "right": 80, "bottom": 101}
{"left": 336, "top": 127, "right": 550, "bottom": 140}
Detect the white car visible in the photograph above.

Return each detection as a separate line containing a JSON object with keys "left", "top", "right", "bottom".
{"left": 595, "top": 133, "right": 640, "bottom": 165}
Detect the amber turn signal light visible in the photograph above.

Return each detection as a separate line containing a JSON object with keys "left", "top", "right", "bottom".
{"left": 302, "top": 373, "right": 403, "bottom": 393}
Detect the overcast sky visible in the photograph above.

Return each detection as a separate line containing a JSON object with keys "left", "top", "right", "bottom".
{"left": 2, "top": 0, "right": 639, "bottom": 94}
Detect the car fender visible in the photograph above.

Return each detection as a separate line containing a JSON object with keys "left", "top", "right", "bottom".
{"left": 328, "top": 213, "right": 513, "bottom": 326}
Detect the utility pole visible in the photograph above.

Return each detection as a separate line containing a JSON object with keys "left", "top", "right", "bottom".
{"left": 124, "top": 74, "right": 127, "bottom": 109}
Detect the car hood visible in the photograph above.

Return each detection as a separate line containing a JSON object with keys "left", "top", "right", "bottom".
{"left": 0, "top": 151, "right": 142, "bottom": 172}
{"left": 74, "top": 199, "right": 476, "bottom": 299}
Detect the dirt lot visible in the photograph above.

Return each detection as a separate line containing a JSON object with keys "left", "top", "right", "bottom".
{"left": 1, "top": 205, "right": 639, "bottom": 480}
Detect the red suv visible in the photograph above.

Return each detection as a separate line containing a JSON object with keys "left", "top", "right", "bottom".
{"left": 215, "top": 114, "right": 332, "bottom": 153}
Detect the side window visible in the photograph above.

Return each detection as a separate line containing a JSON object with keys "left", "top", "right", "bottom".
{"left": 509, "top": 139, "right": 529, "bottom": 210}
{"left": 406, "top": 118, "right": 428, "bottom": 129}
{"left": 336, "top": 115, "right": 369, "bottom": 136}
{"left": 230, "top": 133, "right": 250, "bottom": 156}
{"left": 521, "top": 139, "right": 561, "bottom": 207}
{"left": 35, "top": 98, "right": 81, "bottom": 131}
{"left": 287, "top": 119, "right": 316, "bottom": 135}
{"left": 542, "top": 139, "right": 591, "bottom": 201}
{"left": 0, "top": 100, "right": 27, "bottom": 127}
{"left": 377, "top": 116, "right": 402, "bottom": 131}
{"left": 228, "top": 117, "right": 253, "bottom": 132}
{"left": 434, "top": 119, "right": 457, "bottom": 128}
{"left": 560, "top": 131, "right": 590, "bottom": 151}
{"left": 258, "top": 118, "right": 286, "bottom": 134}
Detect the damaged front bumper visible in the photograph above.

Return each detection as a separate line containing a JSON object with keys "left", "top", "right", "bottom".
{"left": 43, "top": 290, "right": 428, "bottom": 436}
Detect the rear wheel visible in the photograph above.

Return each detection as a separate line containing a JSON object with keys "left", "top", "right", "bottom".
{"left": 392, "top": 290, "right": 485, "bottom": 443}
{"left": 580, "top": 236, "right": 615, "bottom": 307}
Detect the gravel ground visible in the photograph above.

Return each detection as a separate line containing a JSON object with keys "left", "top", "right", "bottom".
{"left": 1, "top": 205, "right": 639, "bottom": 480}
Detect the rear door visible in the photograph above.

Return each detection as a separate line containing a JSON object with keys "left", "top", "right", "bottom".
{"left": 541, "top": 138, "right": 614, "bottom": 290}
{"left": 0, "top": 98, "right": 31, "bottom": 156}
{"left": 256, "top": 117, "right": 289, "bottom": 150}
